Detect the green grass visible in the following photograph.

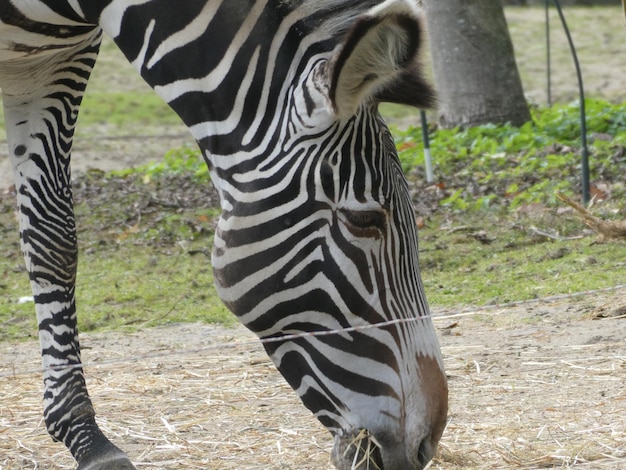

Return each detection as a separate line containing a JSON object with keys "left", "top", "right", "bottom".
{"left": 76, "top": 244, "right": 233, "bottom": 332}
{"left": 3, "top": 198, "right": 624, "bottom": 342}
{"left": 79, "top": 92, "right": 181, "bottom": 128}
{"left": 0, "top": 174, "right": 232, "bottom": 342}
{"left": 418, "top": 213, "right": 626, "bottom": 309}
{"left": 1, "top": 166, "right": 624, "bottom": 343}
{"left": 0, "top": 243, "right": 234, "bottom": 342}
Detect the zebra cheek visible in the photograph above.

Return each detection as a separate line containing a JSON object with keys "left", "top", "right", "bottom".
{"left": 413, "top": 355, "right": 448, "bottom": 448}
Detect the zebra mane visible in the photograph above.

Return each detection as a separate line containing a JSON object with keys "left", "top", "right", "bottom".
{"left": 294, "top": 0, "right": 391, "bottom": 39}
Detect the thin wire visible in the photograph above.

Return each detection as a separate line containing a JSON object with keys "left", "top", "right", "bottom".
{"left": 552, "top": 0, "right": 589, "bottom": 204}
{"left": 2, "top": 283, "right": 625, "bottom": 380}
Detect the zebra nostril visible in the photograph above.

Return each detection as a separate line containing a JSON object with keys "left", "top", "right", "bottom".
{"left": 417, "top": 436, "right": 435, "bottom": 468}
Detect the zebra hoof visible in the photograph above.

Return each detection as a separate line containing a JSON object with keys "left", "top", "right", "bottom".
{"left": 77, "top": 457, "right": 135, "bottom": 470}
{"left": 77, "top": 446, "right": 136, "bottom": 470}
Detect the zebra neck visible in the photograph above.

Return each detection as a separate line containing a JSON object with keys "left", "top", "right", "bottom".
{"left": 96, "top": 2, "right": 302, "bottom": 149}
{"left": 94, "top": 1, "right": 382, "bottom": 155}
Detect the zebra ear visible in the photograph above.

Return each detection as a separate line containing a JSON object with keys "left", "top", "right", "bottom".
{"left": 328, "top": 0, "right": 434, "bottom": 118}
{"left": 375, "top": 64, "right": 436, "bottom": 109}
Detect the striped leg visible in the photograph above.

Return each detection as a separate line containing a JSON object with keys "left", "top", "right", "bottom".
{"left": 2, "top": 34, "right": 134, "bottom": 470}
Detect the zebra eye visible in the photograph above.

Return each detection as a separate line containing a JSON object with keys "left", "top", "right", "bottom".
{"left": 339, "top": 209, "right": 387, "bottom": 238}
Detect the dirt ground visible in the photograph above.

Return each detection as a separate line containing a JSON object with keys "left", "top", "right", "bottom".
{"left": 1, "top": 287, "right": 624, "bottom": 469}
{"left": 0, "top": 124, "right": 194, "bottom": 192}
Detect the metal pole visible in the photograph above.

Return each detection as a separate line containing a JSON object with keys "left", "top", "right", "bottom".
{"left": 420, "top": 110, "right": 434, "bottom": 183}
{"left": 553, "top": 0, "right": 590, "bottom": 204}
{"left": 545, "top": 0, "right": 552, "bottom": 106}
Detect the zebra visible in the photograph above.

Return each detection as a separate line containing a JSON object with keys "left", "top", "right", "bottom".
{"left": 0, "top": 0, "right": 448, "bottom": 469}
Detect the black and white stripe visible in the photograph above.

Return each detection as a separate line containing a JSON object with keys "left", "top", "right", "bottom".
{"left": 1, "top": 1, "right": 447, "bottom": 469}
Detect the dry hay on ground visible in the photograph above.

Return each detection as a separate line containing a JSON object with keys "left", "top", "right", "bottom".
{"left": 436, "top": 288, "right": 626, "bottom": 469}
{"left": 0, "top": 289, "right": 625, "bottom": 469}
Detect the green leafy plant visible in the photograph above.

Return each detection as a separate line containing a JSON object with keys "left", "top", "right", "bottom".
{"left": 112, "top": 144, "right": 210, "bottom": 182}
{"left": 395, "top": 100, "right": 626, "bottom": 213}
{"left": 150, "top": 145, "right": 209, "bottom": 181}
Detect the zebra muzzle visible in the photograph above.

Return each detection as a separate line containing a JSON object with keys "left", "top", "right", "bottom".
{"left": 331, "top": 428, "right": 434, "bottom": 470}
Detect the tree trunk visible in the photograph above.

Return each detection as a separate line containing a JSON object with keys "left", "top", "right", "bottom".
{"left": 422, "top": 0, "right": 531, "bottom": 128}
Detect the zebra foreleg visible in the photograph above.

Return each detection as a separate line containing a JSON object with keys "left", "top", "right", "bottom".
{"left": 1, "top": 36, "right": 135, "bottom": 470}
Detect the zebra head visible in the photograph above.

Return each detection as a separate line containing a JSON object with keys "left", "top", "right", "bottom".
{"left": 210, "top": 1, "right": 447, "bottom": 468}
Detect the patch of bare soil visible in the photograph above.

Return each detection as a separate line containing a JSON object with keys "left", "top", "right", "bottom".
{"left": 0, "top": 125, "right": 192, "bottom": 191}
{"left": 1, "top": 289, "right": 624, "bottom": 469}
